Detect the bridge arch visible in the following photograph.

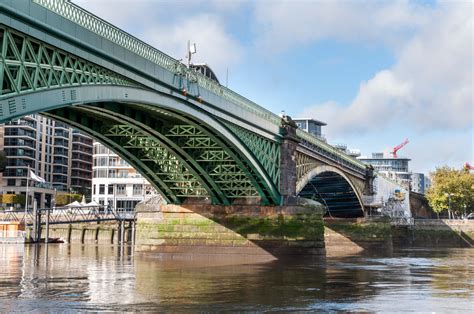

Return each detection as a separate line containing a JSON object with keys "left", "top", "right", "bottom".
{"left": 297, "top": 165, "right": 364, "bottom": 218}
{"left": 1, "top": 85, "right": 281, "bottom": 205}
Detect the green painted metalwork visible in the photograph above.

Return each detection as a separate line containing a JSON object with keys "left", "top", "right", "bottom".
{"left": 0, "top": 0, "right": 373, "bottom": 206}
{"left": 165, "top": 124, "right": 259, "bottom": 199}
{"left": 296, "top": 129, "right": 366, "bottom": 172}
{"left": 104, "top": 124, "right": 209, "bottom": 198}
{"left": 79, "top": 104, "right": 229, "bottom": 204}
{"left": 32, "top": 0, "right": 281, "bottom": 126}
{"left": 128, "top": 103, "right": 278, "bottom": 204}
{"left": 224, "top": 122, "right": 281, "bottom": 188}
{"left": 48, "top": 102, "right": 268, "bottom": 203}
{"left": 85, "top": 102, "right": 263, "bottom": 201}
{"left": 42, "top": 109, "right": 179, "bottom": 204}
{"left": 0, "top": 26, "right": 137, "bottom": 98}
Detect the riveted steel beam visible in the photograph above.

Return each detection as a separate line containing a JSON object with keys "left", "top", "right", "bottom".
{"left": 76, "top": 103, "right": 228, "bottom": 204}
{"left": 0, "top": 26, "right": 139, "bottom": 99}
{"left": 42, "top": 108, "right": 178, "bottom": 204}
{"left": 127, "top": 103, "right": 276, "bottom": 204}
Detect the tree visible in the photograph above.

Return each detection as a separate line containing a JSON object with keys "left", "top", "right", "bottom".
{"left": 55, "top": 193, "right": 81, "bottom": 206}
{"left": 426, "top": 167, "right": 474, "bottom": 218}
{"left": 0, "top": 194, "right": 26, "bottom": 205}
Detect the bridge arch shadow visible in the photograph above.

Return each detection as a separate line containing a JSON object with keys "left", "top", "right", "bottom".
{"left": 297, "top": 166, "right": 364, "bottom": 218}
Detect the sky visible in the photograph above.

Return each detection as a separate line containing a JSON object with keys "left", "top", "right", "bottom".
{"left": 74, "top": 0, "right": 473, "bottom": 176}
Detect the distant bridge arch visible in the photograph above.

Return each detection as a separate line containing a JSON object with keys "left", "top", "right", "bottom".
{"left": 297, "top": 165, "right": 364, "bottom": 218}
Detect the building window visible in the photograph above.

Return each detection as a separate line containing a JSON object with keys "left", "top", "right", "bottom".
{"left": 116, "top": 184, "right": 126, "bottom": 195}
{"left": 133, "top": 184, "right": 142, "bottom": 196}
{"left": 93, "top": 184, "right": 96, "bottom": 194}
{"left": 108, "top": 184, "right": 114, "bottom": 195}
{"left": 99, "top": 184, "right": 105, "bottom": 195}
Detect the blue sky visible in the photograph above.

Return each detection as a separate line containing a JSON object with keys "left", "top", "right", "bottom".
{"left": 75, "top": 0, "right": 473, "bottom": 175}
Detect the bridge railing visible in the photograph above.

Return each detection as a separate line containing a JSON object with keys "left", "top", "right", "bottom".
{"left": 296, "top": 129, "right": 367, "bottom": 173}
{"left": 32, "top": 0, "right": 281, "bottom": 127}
{"left": 32, "top": 0, "right": 367, "bottom": 173}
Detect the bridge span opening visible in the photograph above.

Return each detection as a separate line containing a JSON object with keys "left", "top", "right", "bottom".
{"left": 298, "top": 171, "right": 364, "bottom": 218}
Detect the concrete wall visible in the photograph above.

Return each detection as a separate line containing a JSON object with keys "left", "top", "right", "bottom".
{"left": 393, "top": 219, "right": 474, "bottom": 248}
{"left": 136, "top": 202, "right": 325, "bottom": 258}
{"left": 324, "top": 218, "right": 393, "bottom": 256}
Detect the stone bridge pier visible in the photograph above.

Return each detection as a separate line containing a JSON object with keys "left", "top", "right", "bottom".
{"left": 135, "top": 117, "right": 328, "bottom": 257}
{"left": 135, "top": 199, "right": 325, "bottom": 258}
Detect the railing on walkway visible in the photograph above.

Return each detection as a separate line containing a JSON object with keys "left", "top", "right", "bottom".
{"left": 1, "top": 206, "right": 136, "bottom": 225}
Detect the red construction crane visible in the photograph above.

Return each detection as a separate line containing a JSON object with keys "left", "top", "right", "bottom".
{"left": 464, "top": 162, "right": 474, "bottom": 170}
{"left": 390, "top": 139, "right": 409, "bottom": 158}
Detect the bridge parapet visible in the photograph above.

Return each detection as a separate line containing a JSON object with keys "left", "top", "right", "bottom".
{"left": 31, "top": 0, "right": 281, "bottom": 128}
{"left": 296, "top": 129, "right": 367, "bottom": 175}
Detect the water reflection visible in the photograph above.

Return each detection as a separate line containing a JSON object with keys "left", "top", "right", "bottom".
{"left": 0, "top": 244, "right": 472, "bottom": 312}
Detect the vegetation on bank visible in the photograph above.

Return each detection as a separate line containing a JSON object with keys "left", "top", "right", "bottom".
{"left": 426, "top": 167, "right": 474, "bottom": 218}
{"left": 215, "top": 214, "right": 324, "bottom": 240}
{"left": 325, "top": 219, "right": 392, "bottom": 241}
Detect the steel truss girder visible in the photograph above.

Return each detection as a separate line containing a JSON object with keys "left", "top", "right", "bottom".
{"left": 86, "top": 103, "right": 263, "bottom": 202}
{"left": 0, "top": 25, "right": 138, "bottom": 99}
{"left": 223, "top": 122, "right": 280, "bottom": 188}
{"left": 128, "top": 103, "right": 274, "bottom": 202}
{"left": 99, "top": 120, "right": 210, "bottom": 199}
{"left": 298, "top": 171, "right": 363, "bottom": 218}
{"left": 82, "top": 105, "right": 225, "bottom": 203}
{"left": 42, "top": 108, "right": 183, "bottom": 204}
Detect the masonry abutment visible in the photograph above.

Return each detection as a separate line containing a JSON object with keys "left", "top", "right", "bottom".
{"left": 135, "top": 197, "right": 326, "bottom": 257}
{"left": 279, "top": 115, "right": 300, "bottom": 205}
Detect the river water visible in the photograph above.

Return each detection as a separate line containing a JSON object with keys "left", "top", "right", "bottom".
{"left": 0, "top": 244, "right": 472, "bottom": 312}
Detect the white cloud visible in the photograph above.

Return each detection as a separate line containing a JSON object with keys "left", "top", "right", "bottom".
{"left": 142, "top": 15, "right": 242, "bottom": 77}
{"left": 299, "top": 2, "right": 473, "bottom": 137}
{"left": 254, "top": 0, "right": 433, "bottom": 53}
{"left": 73, "top": 1, "right": 243, "bottom": 79}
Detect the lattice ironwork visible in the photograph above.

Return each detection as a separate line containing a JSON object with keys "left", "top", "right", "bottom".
{"left": 104, "top": 124, "right": 209, "bottom": 198}
{"left": 296, "top": 152, "right": 320, "bottom": 181}
{"left": 0, "top": 26, "right": 138, "bottom": 98}
{"left": 296, "top": 129, "right": 366, "bottom": 174}
{"left": 32, "top": 0, "right": 281, "bottom": 126}
{"left": 224, "top": 122, "right": 280, "bottom": 187}
{"left": 165, "top": 124, "right": 259, "bottom": 198}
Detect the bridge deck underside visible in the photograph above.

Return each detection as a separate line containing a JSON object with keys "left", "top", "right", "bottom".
{"left": 43, "top": 102, "right": 277, "bottom": 205}
{"left": 298, "top": 172, "right": 364, "bottom": 218}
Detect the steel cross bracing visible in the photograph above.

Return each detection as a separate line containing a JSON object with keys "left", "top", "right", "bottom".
{"left": 298, "top": 172, "right": 363, "bottom": 218}
{"left": 26, "top": 0, "right": 366, "bottom": 175}
{"left": 0, "top": 26, "right": 138, "bottom": 101}
{"left": 43, "top": 102, "right": 275, "bottom": 204}
{"left": 224, "top": 122, "right": 280, "bottom": 188}
{"left": 0, "top": 0, "right": 376, "bottom": 210}
{"left": 89, "top": 103, "right": 264, "bottom": 202}
{"left": 296, "top": 152, "right": 320, "bottom": 182}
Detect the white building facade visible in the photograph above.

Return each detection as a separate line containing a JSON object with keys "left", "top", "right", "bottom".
{"left": 92, "top": 142, "right": 157, "bottom": 211}
{"left": 358, "top": 153, "right": 412, "bottom": 190}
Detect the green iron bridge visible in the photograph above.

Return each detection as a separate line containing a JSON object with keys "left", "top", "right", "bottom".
{"left": 0, "top": 0, "right": 379, "bottom": 218}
